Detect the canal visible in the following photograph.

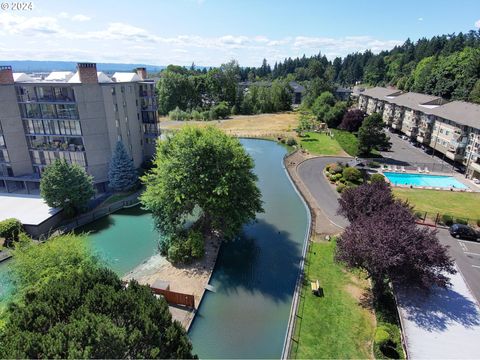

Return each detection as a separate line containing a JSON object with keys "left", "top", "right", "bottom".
{"left": 188, "top": 138, "right": 309, "bottom": 358}
{"left": 0, "top": 139, "right": 309, "bottom": 358}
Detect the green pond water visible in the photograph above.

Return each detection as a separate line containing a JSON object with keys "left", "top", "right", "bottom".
{"left": 0, "top": 139, "right": 309, "bottom": 358}
{"left": 188, "top": 138, "right": 309, "bottom": 358}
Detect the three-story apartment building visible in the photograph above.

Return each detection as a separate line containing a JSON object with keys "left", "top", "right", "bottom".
{"left": 358, "top": 87, "right": 480, "bottom": 180}
{"left": 0, "top": 63, "right": 160, "bottom": 193}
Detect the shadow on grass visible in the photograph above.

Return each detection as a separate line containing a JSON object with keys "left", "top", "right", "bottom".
{"left": 301, "top": 139, "right": 319, "bottom": 143}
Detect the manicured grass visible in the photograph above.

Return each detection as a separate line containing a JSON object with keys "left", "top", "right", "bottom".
{"left": 292, "top": 241, "right": 375, "bottom": 359}
{"left": 393, "top": 188, "right": 480, "bottom": 222}
{"left": 101, "top": 190, "right": 138, "bottom": 206}
{"left": 298, "top": 132, "right": 345, "bottom": 156}
{"left": 331, "top": 129, "right": 359, "bottom": 156}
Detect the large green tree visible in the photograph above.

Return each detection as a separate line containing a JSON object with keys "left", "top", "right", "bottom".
{"left": 10, "top": 233, "right": 96, "bottom": 292}
{"left": 141, "top": 126, "right": 263, "bottom": 240}
{"left": 108, "top": 141, "right": 138, "bottom": 192}
{"left": 0, "top": 267, "right": 195, "bottom": 359}
{"left": 357, "top": 113, "right": 391, "bottom": 155}
{"left": 2, "top": 234, "right": 196, "bottom": 358}
{"left": 40, "top": 160, "right": 95, "bottom": 216}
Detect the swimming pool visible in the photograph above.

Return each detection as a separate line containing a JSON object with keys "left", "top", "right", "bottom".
{"left": 383, "top": 172, "right": 468, "bottom": 189}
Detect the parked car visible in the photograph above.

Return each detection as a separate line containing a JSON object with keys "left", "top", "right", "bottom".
{"left": 449, "top": 224, "right": 480, "bottom": 241}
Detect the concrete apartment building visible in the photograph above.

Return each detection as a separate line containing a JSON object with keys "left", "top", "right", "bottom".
{"left": 0, "top": 63, "right": 160, "bottom": 193}
{"left": 358, "top": 87, "right": 480, "bottom": 180}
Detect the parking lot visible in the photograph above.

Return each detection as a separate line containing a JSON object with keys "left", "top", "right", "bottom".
{"left": 437, "top": 228, "right": 480, "bottom": 304}
{"left": 380, "top": 131, "right": 456, "bottom": 170}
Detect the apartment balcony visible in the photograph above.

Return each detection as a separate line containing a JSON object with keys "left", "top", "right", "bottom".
{"left": 404, "top": 128, "right": 418, "bottom": 137}
{"left": 446, "top": 151, "right": 465, "bottom": 162}
{"left": 416, "top": 133, "right": 431, "bottom": 144}
{"left": 448, "top": 141, "right": 467, "bottom": 152}
{"left": 469, "top": 161, "right": 480, "bottom": 173}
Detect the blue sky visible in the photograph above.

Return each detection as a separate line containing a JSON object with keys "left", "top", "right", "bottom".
{"left": 0, "top": 0, "right": 479, "bottom": 66}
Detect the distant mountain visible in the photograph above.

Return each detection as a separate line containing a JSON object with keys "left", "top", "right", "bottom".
{"left": 0, "top": 60, "right": 165, "bottom": 74}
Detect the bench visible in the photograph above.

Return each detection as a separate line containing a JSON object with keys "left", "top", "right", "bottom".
{"left": 311, "top": 279, "right": 320, "bottom": 295}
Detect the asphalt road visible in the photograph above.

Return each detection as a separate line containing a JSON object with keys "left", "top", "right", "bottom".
{"left": 297, "top": 157, "right": 350, "bottom": 229}
{"left": 437, "top": 228, "right": 480, "bottom": 304}
{"left": 297, "top": 155, "right": 480, "bottom": 304}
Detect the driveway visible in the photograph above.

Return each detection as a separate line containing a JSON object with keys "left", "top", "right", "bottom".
{"left": 297, "top": 157, "right": 350, "bottom": 230}
{"left": 437, "top": 229, "right": 480, "bottom": 304}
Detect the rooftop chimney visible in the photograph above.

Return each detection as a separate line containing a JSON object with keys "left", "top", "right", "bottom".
{"left": 0, "top": 66, "right": 14, "bottom": 85}
{"left": 77, "top": 63, "right": 98, "bottom": 84}
{"left": 136, "top": 67, "right": 147, "bottom": 80}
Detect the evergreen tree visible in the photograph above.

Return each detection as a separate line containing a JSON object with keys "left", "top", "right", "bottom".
{"left": 108, "top": 141, "right": 138, "bottom": 192}
{"left": 357, "top": 113, "right": 391, "bottom": 155}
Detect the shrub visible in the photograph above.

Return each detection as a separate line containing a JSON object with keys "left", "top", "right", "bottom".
{"left": 168, "top": 106, "right": 191, "bottom": 121}
{"left": 441, "top": 214, "right": 454, "bottom": 226}
{"left": 415, "top": 211, "right": 424, "bottom": 220}
{"left": 336, "top": 183, "right": 347, "bottom": 193}
{"left": 0, "top": 218, "right": 23, "bottom": 247}
{"left": 367, "top": 161, "right": 381, "bottom": 168}
{"left": 374, "top": 326, "right": 391, "bottom": 347}
{"left": 212, "top": 101, "right": 231, "bottom": 119}
{"left": 191, "top": 110, "right": 202, "bottom": 121}
{"left": 164, "top": 230, "right": 205, "bottom": 264}
{"left": 329, "top": 163, "right": 344, "bottom": 175}
{"left": 286, "top": 137, "right": 297, "bottom": 146}
{"left": 370, "top": 173, "right": 386, "bottom": 183}
{"left": 455, "top": 218, "right": 468, "bottom": 225}
{"left": 374, "top": 324, "right": 401, "bottom": 359}
{"left": 332, "top": 173, "right": 343, "bottom": 182}
{"left": 342, "top": 167, "right": 362, "bottom": 183}
{"left": 187, "top": 230, "right": 205, "bottom": 258}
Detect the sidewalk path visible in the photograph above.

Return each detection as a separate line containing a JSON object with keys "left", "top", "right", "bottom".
{"left": 290, "top": 153, "right": 480, "bottom": 358}
{"left": 396, "top": 269, "right": 480, "bottom": 359}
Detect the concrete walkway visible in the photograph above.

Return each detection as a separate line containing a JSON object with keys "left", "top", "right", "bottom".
{"left": 397, "top": 269, "right": 480, "bottom": 359}
{"left": 290, "top": 153, "right": 480, "bottom": 358}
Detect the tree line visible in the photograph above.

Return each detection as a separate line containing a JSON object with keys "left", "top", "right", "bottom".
{"left": 248, "top": 30, "right": 480, "bottom": 103}
{"left": 160, "top": 29, "right": 480, "bottom": 108}
{"left": 157, "top": 61, "right": 293, "bottom": 118}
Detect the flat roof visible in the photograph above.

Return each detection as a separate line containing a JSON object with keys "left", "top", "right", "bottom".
{"left": 0, "top": 194, "right": 60, "bottom": 225}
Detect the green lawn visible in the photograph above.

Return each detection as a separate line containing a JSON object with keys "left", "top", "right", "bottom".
{"left": 292, "top": 241, "right": 375, "bottom": 359}
{"left": 393, "top": 188, "right": 480, "bottom": 222}
{"left": 298, "top": 132, "right": 345, "bottom": 156}
{"left": 331, "top": 129, "right": 359, "bottom": 156}
{"left": 101, "top": 190, "right": 139, "bottom": 206}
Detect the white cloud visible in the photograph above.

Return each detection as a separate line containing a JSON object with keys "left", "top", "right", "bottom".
{"left": 0, "top": 13, "right": 62, "bottom": 35}
{"left": 418, "top": 17, "right": 423, "bottom": 21}
{"left": 292, "top": 35, "right": 402, "bottom": 55}
{"left": 475, "top": 19, "right": 480, "bottom": 28}
{"left": 72, "top": 14, "right": 91, "bottom": 22}
{"left": 0, "top": 14, "right": 404, "bottom": 66}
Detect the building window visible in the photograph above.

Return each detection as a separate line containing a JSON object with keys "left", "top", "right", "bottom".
{"left": 111, "top": 87, "right": 116, "bottom": 95}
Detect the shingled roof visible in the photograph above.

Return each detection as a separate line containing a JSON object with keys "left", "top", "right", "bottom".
{"left": 361, "top": 86, "right": 403, "bottom": 99}
{"left": 428, "top": 101, "right": 480, "bottom": 128}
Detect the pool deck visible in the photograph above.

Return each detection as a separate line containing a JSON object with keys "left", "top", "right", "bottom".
{"left": 381, "top": 168, "right": 480, "bottom": 192}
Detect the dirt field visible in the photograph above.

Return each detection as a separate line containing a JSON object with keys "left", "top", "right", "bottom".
{"left": 160, "top": 112, "right": 298, "bottom": 138}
